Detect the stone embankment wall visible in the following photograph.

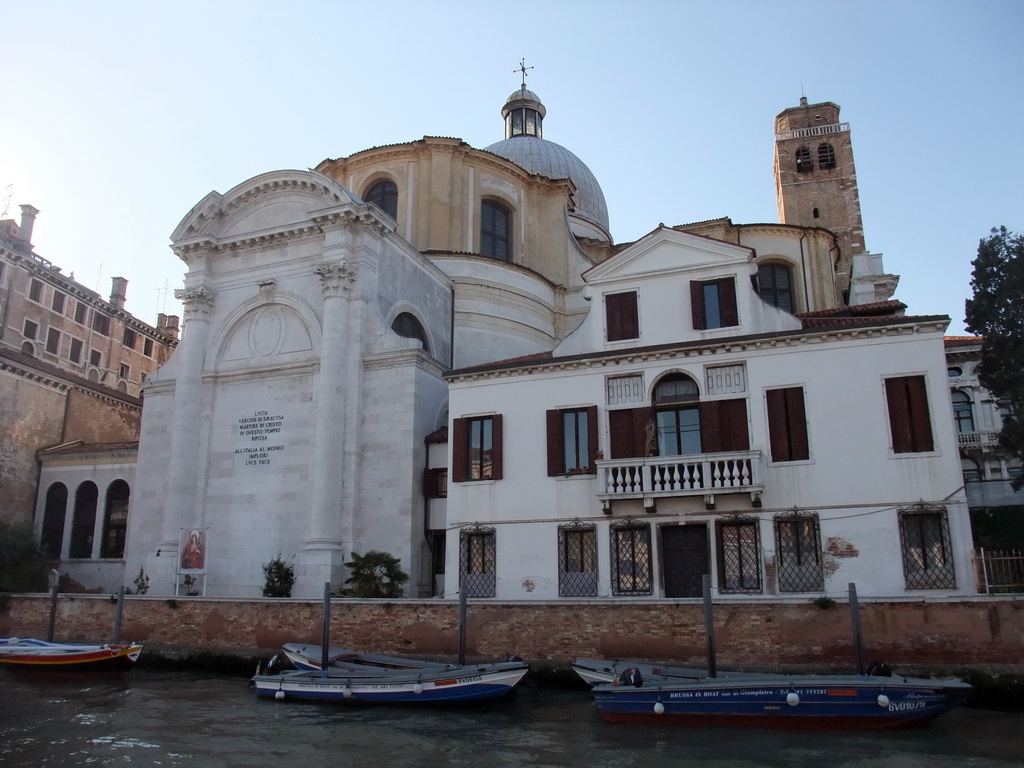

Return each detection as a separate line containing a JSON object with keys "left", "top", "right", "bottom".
{"left": 2, "top": 595, "right": 1021, "bottom": 680}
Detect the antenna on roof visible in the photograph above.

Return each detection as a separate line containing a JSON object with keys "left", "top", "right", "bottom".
{"left": 515, "top": 58, "right": 533, "bottom": 88}
{"left": 1, "top": 184, "right": 12, "bottom": 218}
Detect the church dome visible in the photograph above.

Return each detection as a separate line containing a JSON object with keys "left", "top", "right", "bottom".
{"left": 484, "top": 87, "right": 610, "bottom": 237}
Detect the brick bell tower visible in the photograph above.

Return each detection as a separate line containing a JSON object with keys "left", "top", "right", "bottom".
{"left": 774, "top": 97, "right": 866, "bottom": 305}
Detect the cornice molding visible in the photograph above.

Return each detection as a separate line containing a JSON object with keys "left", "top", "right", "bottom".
{"left": 446, "top": 319, "right": 950, "bottom": 383}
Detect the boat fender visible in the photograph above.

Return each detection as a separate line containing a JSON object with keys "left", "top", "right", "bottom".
{"left": 786, "top": 692, "right": 800, "bottom": 707}
{"left": 653, "top": 702, "right": 665, "bottom": 715}
{"left": 877, "top": 694, "right": 890, "bottom": 707}
{"left": 619, "top": 668, "right": 643, "bottom": 688}
{"left": 274, "top": 690, "right": 285, "bottom": 701}
{"left": 413, "top": 683, "right": 423, "bottom": 694}
{"left": 867, "top": 662, "right": 892, "bottom": 677}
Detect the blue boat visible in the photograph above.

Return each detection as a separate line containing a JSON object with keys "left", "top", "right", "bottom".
{"left": 585, "top": 667, "right": 972, "bottom": 729}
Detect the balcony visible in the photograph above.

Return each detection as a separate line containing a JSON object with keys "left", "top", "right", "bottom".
{"left": 958, "top": 430, "right": 1001, "bottom": 448}
{"left": 596, "top": 450, "right": 764, "bottom": 512}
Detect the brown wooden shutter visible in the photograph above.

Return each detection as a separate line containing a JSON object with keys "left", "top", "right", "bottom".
{"left": 423, "top": 468, "right": 434, "bottom": 497}
{"left": 451, "top": 417, "right": 469, "bottom": 482}
{"left": 767, "top": 387, "right": 808, "bottom": 462}
{"left": 546, "top": 409, "right": 563, "bottom": 476}
{"left": 906, "top": 376, "right": 934, "bottom": 452}
{"left": 490, "top": 414, "right": 503, "bottom": 480}
{"left": 690, "top": 281, "right": 706, "bottom": 330}
{"left": 720, "top": 277, "right": 738, "bottom": 327}
{"left": 886, "top": 378, "right": 913, "bottom": 453}
{"left": 606, "top": 292, "right": 638, "bottom": 341}
{"left": 585, "top": 405, "right": 599, "bottom": 471}
{"left": 785, "top": 388, "right": 809, "bottom": 460}
{"left": 609, "top": 407, "right": 651, "bottom": 459}
{"left": 700, "top": 399, "right": 749, "bottom": 453}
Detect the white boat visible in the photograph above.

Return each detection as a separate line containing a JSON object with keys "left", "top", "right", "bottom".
{"left": 281, "top": 643, "right": 458, "bottom": 673}
{"left": 252, "top": 657, "right": 530, "bottom": 704}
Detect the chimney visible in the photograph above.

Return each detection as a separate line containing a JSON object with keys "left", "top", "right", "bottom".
{"left": 158, "top": 313, "right": 181, "bottom": 341}
{"left": 18, "top": 205, "right": 39, "bottom": 249}
{"left": 110, "top": 276, "right": 129, "bottom": 310}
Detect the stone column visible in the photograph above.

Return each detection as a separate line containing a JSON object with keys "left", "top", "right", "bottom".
{"left": 161, "top": 287, "right": 215, "bottom": 553}
{"left": 307, "top": 262, "right": 356, "bottom": 545}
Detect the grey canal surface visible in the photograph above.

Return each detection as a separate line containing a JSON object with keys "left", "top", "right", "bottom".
{"left": 1, "top": 668, "right": 1022, "bottom": 767}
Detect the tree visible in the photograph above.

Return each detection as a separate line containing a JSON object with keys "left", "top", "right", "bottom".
{"left": 342, "top": 550, "right": 409, "bottom": 598}
{"left": 261, "top": 554, "right": 295, "bottom": 597}
{"left": 964, "top": 226, "right": 1024, "bottom": 490}
{"left": 0, "top": 522, "right": 48, "bottom": 592}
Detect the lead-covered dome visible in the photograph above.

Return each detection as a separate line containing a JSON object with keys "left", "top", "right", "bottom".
{"left": 484, "top": 87, "right": 610, "bottom": 240}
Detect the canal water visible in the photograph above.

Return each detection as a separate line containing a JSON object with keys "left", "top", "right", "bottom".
{"left": 1, "top": 668, "right": 1021, "bottom": 767}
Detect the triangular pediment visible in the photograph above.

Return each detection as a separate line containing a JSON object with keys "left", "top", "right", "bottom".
{"left": 584, "top": 227, "right": 753, "bottom": 285}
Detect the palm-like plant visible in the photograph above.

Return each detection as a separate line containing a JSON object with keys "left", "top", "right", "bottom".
{"left": 342, "top": 550, "right": 409, "bottom": 598}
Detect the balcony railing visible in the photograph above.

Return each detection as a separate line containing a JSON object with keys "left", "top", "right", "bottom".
{"left": 974, "top": 548, "right": 1024, "bottom": 594}
{"left": 958, "top": 430, "right": 1001, "bottom": 448}
{"left": 596, "top": 450, "right": 764, "bottom": 508}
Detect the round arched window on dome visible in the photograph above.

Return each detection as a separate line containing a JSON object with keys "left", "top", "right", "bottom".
{"left": 391, "top": 312, "right": 429, "bottom": 353}
{"left": 364, "top": 179, "right": 398, "bottom": 220}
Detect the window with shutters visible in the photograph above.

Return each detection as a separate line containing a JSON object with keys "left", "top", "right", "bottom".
{"left": 51, "top": 290, "right": 66, "bottom": 313}
{"left": 423, "top": 468, "right": 448, "bottom": 498}
{"left": 766, "top": 386, "right": 809, "bottom": 462}
{"left": 123, "top": 328, "right": 137, "bottom": 349}
{"left": 547, "top": 406, "right": 598, "bottom": 475}
{"left": 885, "top": 376, "right": 934, "bottom": 453}
{"left": 451, "top": 415, "right": 503, "bottom": 482}
{"left": 605, "top": 291, "right": 639, "bottom": 341}
{"left": 558, "top": 522, "right": 598, "bottom": 596}
{"left": 611, "top": 520, "right": 652, "bottom": 595}
{"left": 691, "top": 277, "right": 738, "bottom": 330}
{"left": 774, "top": 512, "right": 823, "bottom": 592}
{"left": 29, "top": 278, "right": 43, "bottom": 302}
{"left": 74, "top": 301, "right": 88, "bottom": 324}
{"left": 717, "top": 517, "right": 761, "bottom": 592}
{"left": 92, "top": 312, "right": 110, "bottom": 336}
{"left": 898, "top": 503, "right": 955, "bottom": 589}
{"left": 460, "top": 526, "right": 496, "bottom": 597}
{"left": 45, "top": 327, "right": 60, "bottom": 355}
{"left": 609, "top": 373, "right": 749, "bottom": 460}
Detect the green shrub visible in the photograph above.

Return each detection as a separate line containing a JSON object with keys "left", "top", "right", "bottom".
{"left": 340, "top": 550, "right": 409, "bottom": 598}
{"left": 262, "top": 554, "right": 295, "bottom": 597}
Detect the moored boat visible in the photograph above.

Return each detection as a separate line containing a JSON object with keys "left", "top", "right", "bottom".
{"left": 584, "top": 666, "right": 972, "bottom": 729}
{"left": 281, "top": 643, "right": 457, "bottom": 673}
{"left": 0, "top": 637, "right": 144, "bottom": 671}
{"left": 252, "top": 657, "right": 530, "bottom": 704}
{"left": 572, "top": 658, "right": 749, "bottom": 687}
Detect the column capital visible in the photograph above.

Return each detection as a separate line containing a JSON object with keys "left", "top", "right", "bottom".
{"left": 174, "top": 286, "right": 216, "bottom": 317}
{"left": 314, "top": 261, "right": 357, "bottom": 296}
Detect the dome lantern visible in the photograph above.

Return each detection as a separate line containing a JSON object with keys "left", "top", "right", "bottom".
{"left": 502, "top": 86, "right": 546, "bottom": 140}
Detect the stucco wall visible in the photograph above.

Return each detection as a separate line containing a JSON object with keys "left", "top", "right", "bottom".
{"left": 2, "top": 595, "right": 1020, "bottom": 677}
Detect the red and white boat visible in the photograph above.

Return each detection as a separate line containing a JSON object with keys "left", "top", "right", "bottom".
{"left": 0, "top": 637, "right": 144, "bottom": 670}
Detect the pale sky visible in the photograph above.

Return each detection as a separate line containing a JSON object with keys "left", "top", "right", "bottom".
{"left": 3, "top": 0, "right": 1021, "bottom": 335}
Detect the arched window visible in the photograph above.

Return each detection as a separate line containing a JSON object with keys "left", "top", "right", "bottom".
{"left": 757, "top": 264, "right": 794, "bottom": 313}
{"left": 391, "top": 312, "right": 429, "bottom": 353}
{"left": 817, "top": 143, "right": 836, "bottom": 170}
{"left": 951, "top": 390, "right": 975, "bottom": 434}
{"left": 101, "top": 480, "right": 130, "bottom": 559}
{"left": 795, "top": 146, "right": 813, "bottom": 173}
{"left": 480, "top": 200, "right": 511, "bottom": 261}
{"left": 41, "top": 483, "right": 68, "bottom": 558}
{"left": 364, "top": 179, "right": 398, "bottom": 220}
{"left": 69, "top": 482, "right": 98, "bottom": 559}
{"left": 653, "top": 374, "right": 701, "bottom": 456}
{"left": 961, "top": 458, "right": 981, "bottom": 482}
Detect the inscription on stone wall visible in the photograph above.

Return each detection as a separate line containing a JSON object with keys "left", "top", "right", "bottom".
{"left": 235, "top": 410, "right": 285, "bottom": 466}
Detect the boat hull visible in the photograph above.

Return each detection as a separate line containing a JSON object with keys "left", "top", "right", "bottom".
{"left": 590, "top": 675, "right": 972, "bottom": 729}
{"left": 281, "top": 644, "right": 454, "bottom": 673}
{"left": 253, "top": 664, "right": 529, "bottom": 704}
{"left": 0, "top": 639, "right": 143, "bottom": 671}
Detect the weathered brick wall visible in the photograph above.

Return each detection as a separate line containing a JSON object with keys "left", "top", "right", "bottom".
{"left": 2, "top": 595, "right": 1021, "bottom": 676}
{"left": 64, "top": 389, "right": 141, "bottom": 442}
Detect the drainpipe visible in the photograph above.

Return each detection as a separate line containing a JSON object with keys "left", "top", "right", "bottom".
{"left": 798, "top": 231, "right": 810, "bottom": 312}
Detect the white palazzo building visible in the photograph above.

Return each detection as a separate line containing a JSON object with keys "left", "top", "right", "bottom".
{"left": 61, "top": 84, "right": 973, "bottom": 599}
